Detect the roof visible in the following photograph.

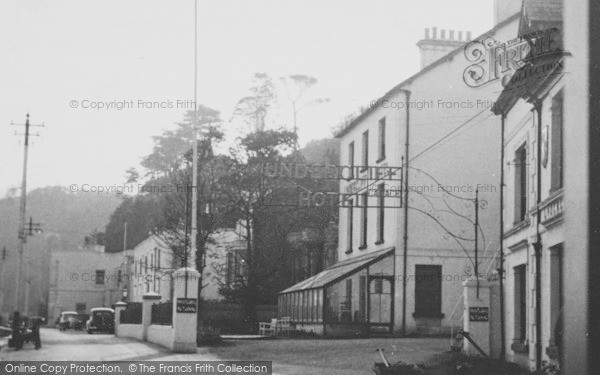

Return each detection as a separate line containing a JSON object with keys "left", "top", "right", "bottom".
{"left": 279, "top": 247, "right": 394, "bottom": 294}
{"left": 492, "top": 50, "right": 568, "bottom": 115}
{"left": 90, "top": 307, "right": 114, "bottom": 312}
{"left": 334, "top": 13, "right": 521, "bottom": 138}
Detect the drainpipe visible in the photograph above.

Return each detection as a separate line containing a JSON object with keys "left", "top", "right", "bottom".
{"left": 499, "top": 113, "right": 506, "bottom": 361}
{"left": 400, "top": 89, "right": 411, "bottom": 336}
{"left": 533, "top": 101, "right": 543, "bottom": 372}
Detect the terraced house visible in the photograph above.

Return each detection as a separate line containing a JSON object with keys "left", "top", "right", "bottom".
{"left": 491, "top": 0, "right": 566, "bottom": 371}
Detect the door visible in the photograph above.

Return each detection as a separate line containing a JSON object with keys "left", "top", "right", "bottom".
{"left": 368, "top": 275, "right": 394, "bottom": 333}
{"left": 414, "top": 265, "right": 442, "bottom": 317}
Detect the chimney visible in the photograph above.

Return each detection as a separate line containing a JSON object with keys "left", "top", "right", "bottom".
{"left": 494, "top": 0, "right": 522, "bottom": 25}
{"left": 416, "top": 27, "right": 471, "bottom": 69}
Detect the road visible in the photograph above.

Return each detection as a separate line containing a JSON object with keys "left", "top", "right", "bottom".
{"left": 0, "top": 327, "right": 206, "bottom": 361}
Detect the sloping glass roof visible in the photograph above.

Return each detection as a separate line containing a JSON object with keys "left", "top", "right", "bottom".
{"left": 279, "top": 247, "right": 394, "bottom": 294}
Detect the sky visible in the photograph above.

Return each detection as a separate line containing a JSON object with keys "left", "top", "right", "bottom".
{"left": 0, "top": 0, "right": 494, "bottom": 196}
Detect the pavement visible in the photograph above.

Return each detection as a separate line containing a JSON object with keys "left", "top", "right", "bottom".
{"left": 0, "top": 328, "right": 199, "bottom": 362}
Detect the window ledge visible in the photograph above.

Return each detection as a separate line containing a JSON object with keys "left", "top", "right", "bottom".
{"left": 345, "top": 249, "right": 353, "bottom": 255}
{"left": 504, "top": 219, "right": 531, "bottom": 238}
{"left": 358, "top": 245, "right": 367, "bottom": 250}
{"left": 412, "top": 312, "right": 445, "bottom": 319}
{"left": 375, "top": 240, "right": 384, "bottom": 245}
{"left": 511, "top": 341, "right": 529, "bottom": 354}
{"left": 376, "top": 156, "right": 386, "bottom": 164}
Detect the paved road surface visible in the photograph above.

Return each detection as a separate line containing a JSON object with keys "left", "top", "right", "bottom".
{"left": 0, "top": 327, "right": 210, "bottom": 361}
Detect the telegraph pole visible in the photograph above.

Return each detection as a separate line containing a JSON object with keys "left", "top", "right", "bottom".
{"left": 190, "top": 0, "right": 199, "bottom": 272}
{"left": 12, "top": 114, "right": 44, "bottom": 312}
{"left": 0, "top": 247, "right": 6, "bottom": 315}
{"left": 24, "top": 217, "right": 43, "bottom": 316}
{"left": 474, "top": 187, "right": 479, "bottom": 298}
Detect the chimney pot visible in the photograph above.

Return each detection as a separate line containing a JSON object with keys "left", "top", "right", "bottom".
{"left": 432, "top": 27, "right": 438, "bottom": 39}
{"left": 425, "top": 28, "right": 430, "bottom": 39}
{"left": 466, "top": 31, "right": 472, "bottom": 41}
{"left": 458, "top": 31, "right": 463, "bottom": 41}
{"left": 449, "top": 30, "right": 455, "bottom": 40}
{"left": 441, "top": 29, "right": 446, "bottom": 39}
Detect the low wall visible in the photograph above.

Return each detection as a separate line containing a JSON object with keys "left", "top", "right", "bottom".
{"left": 117, "top": 324, "right": 143, "bottom": 341}
{"left": 199, "top": 302, "right": 277, "bottom": 333}
{"left": 294, "top": 323, "right": 323, "bottom": 336}
{"left": 147, "top": 325, "right": 174, "bottom": 349}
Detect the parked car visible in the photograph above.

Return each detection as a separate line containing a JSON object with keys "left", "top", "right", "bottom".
{"left": 86, "top": 308, "right": 114, "bottom": 334}
{"left": 76, "top": 313, "right": 89, "bottom": 330}
{"left": 58, "top": 311, "right": 80, "bottom": 331}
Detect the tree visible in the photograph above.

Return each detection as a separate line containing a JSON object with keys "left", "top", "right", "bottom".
{"left": 105, "top": 105, "right": 231, "bottom": 302}
{"left": 280, "top": 74, "right": 330, "bottom": 146}
{"left": 233, "top": 73, "right": 276, "bottom": 132}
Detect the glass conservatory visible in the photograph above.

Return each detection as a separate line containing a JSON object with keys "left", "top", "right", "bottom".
{"left": 278, "top": 247, "right": 395, "bottom": 337}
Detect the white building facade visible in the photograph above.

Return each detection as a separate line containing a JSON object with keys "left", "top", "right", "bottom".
{"left": 280, "top": 1, "right": 524, "bottom": 337}
{"left": 48, "top": 245, "right": 126, "bottom": 325}
{"left": 492, "top": 0, "right": 565, "bottom": 370}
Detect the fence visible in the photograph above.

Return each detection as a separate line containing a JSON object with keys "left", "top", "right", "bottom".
{"left": 151, "top": 302, "right": 173, "bottom": 325}
{"left": 198, "top": 302, "right": 277, "bottom": 334}
{"left": 120, "top": 302, "right": 142, "bottom": 324}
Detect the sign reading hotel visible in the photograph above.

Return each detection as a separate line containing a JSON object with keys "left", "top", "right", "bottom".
{"left": 260, "top": 162, "right": 403, "bottom": 208}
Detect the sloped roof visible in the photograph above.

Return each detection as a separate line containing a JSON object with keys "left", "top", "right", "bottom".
{"left": 279, "top": 247, "right": 394, "bottom": 293}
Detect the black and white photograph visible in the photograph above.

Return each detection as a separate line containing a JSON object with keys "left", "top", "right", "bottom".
{"left": 0, "top": 1, "right": 598, "bottom": 374}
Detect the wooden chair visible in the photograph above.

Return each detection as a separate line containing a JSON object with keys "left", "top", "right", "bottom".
{"left": 276, "top": 317, "right": 292, "bottom": 337}
{"left": 258, "top": 318, "right": 277, "bottom": 336}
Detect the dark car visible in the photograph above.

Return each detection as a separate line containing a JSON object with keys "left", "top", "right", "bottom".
{"left": 86, "top": 308, "right": 114, "bottom": 334}
{"left": 75, "top": 313, "right": 89, "bottom": 330}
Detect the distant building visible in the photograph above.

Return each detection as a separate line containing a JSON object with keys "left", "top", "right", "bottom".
{"left": 47, "top": 244, "right": 126, "bottom": 325}
{"left": 127, "top": 235, "right": 175, "bottom": 303}
{"left": 125, "top": 226, "right": 249, "bottom": 303}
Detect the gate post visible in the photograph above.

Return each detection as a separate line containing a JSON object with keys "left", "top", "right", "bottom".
{"left": 114, "top": 301, "right": 127, "bottom": 336}
{"left": 142, "top": 292, "right": 161, "bottom": 340}
{"left": 171, "top": 267, "right": 199, "bottom": 353}
{"left": 463, "top": 277, "right": 496, "bottom": 357}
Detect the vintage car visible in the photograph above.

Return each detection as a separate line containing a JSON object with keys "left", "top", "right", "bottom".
{"left": 86, "top": 308, "right": 115, "bottom": 334}
{"left": 58, "top": 311, "right": 80, "bottom": 331}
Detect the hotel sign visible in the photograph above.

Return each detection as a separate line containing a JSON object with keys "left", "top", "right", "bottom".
{"left": 176, "top": 298, "right": 197, "bottom": 313}
{"left": 468, "top": 306, "right": 489, "bottom": 322}
{"left": 259, "top": 162, "right": 403, "bottom": 208}
{"left": 261, "top": 162, "right": 403, "bottom": 181}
